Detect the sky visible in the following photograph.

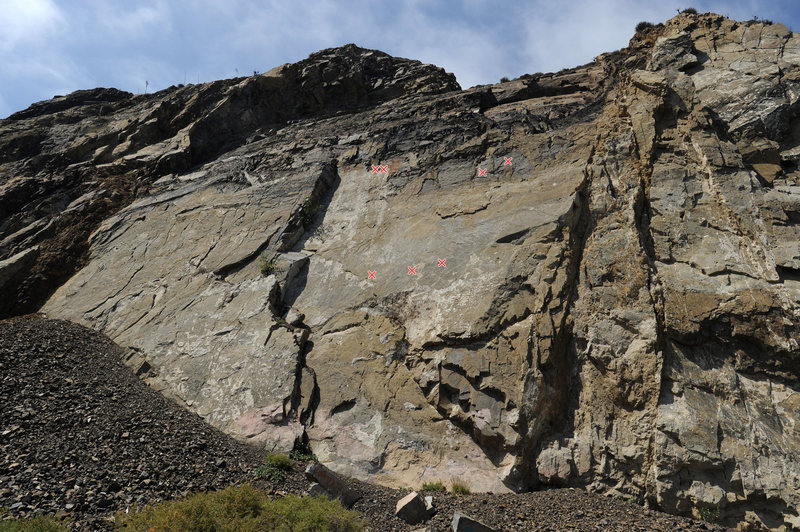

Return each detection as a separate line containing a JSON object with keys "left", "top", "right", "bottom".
{"left": 1, "top": 0, "right": 799, "bottom": 118}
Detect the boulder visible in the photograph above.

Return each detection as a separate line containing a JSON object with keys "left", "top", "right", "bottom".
{"left": 395, "top": 491, "right": 430, "bottom": 525}
{"left": 451, "top": 512, "right": 497, "bottom": 532}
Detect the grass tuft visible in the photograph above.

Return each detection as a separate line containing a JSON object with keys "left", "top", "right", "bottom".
{"left": 451, "top": 482, "right": 471, "bottom": 495}
{"left": 114, "top": 485, "right": 364, "bottom": 531}
{"left": 256, "top": 453, "right": 293, "bottom": 482}
{"left": 635, "top": 21, "right": 654, "bottom": 33}
{"left": 421, "top": 481, "right": 446, "bottom": 492}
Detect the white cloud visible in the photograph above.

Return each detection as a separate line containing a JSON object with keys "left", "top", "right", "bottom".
{"left": 90, "top": 0, "right": 172, "bottom": 38}
{"left": 520, "top": 0, "right": 675, "bottom": 74}
{"left": 388, "top": 22, "right": 506, "bottom": 88}
{"left": 0, "top": 0, "right": 63, "bottom": 53}
{"left": 0, "top": 0, "right": 86, "bottom": 116}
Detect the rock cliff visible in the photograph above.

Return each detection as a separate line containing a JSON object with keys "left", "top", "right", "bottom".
{"left": 2, "top": 13, "right": 800, "bottom": 530}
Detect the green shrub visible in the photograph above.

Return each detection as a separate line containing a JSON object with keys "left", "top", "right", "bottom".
{"left": 114, "top": 485, "right": 364, "bottom": 531}
{"left": 697, "top": 505, "right": 721, "bottom": 523}
{"left": 299, "top": 197, "right": 321, "bottom": 227}
{"left": 681, "top": 7, "right": 698, "bottom": 14}
{"left": 0, "top": 510, "right": 70, "bottom": 531}
{"left": 256, "top": 453, "right": 292, "bottom": 482}
{"left": 421, "top": 481, "right": 446, "bottom": 492}
{"left": 635, "top": 21, "right": 654, "bottom": 32}
{"left": 499, "top": 76, "right": 510, "bottom": 83}
{"left": 259, "top": 253, "right": 277, "bottom": 276}
{"left": 451, "top": 482, "right": 471, "bottom": 495}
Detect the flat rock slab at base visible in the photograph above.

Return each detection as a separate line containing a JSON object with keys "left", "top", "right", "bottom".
{"left": 452, "top": 512, "right": 497, "bottom": 532}
{"left": 395, "top": 491, "right": 431, "bottom": 525}
{"left": 304, "top": 463, "right": 360, "bottom": 508}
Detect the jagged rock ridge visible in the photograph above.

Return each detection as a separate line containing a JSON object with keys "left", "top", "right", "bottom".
{"left": 1, "top": 14, "right": 800, "bottom": 531}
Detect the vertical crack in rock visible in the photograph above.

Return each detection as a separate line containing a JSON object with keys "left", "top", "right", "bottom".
{"left": 528, "top": 68, "right": 672, "bottom": 498}
{"left": 513, "top": 166, "right": 592, "bottom": 491}
{"left": 280, "top": 162, "right": 340, "bottom": 253}
{"left": 276, "top": 162, "right": 340, "bottom": 439}
{"left": 622, "top": 74, "right": 676, "bottom": 505}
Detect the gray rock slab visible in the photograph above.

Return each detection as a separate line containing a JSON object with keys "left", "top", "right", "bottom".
{"left": 0, "top": 246, "right": 38, "bottom": 293}
{"left": 304, "top": 463, "right": 360, "bottom": 508}
{"left": 307, "top": 482, "right": 330, "bottom": 498}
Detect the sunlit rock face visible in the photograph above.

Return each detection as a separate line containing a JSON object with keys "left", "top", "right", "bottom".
{"left": 3, "top": 14, "right": 800, "bottom": 530}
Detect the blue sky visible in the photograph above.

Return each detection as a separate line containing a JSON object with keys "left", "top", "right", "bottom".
{"left": 1, "top": 0, "right": 799, "bottom": 118}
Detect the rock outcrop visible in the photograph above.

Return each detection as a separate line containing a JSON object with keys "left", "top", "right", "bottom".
{"left": 2, "top": 13, "right": 800, "bottom": 531}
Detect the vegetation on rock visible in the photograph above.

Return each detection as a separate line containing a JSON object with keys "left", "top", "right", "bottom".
{"left": 290, "top": 436, "right": 317, "bottom": 461}
{"left": 259, "top": 253, "right": 277, "bottom": 276}
{"left": 300, "top": 197, "right": 321, "bottom": 227}
{"left": 697, "top": 505, "right": 721, "bottom": 523}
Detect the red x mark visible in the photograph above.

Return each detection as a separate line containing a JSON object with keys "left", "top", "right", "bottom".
{"left": 478, "top": 168, "right": 487, "bottom": 177}
{"left": 371, "top": 165, "right": 380, "bottom": 173}
{"left": 368, "top": 271, "right": 376, "bottom": 279}
{"left": 437, "top": 258, "right": 446, "bottom": 267}
{"left": 408, "top": 266, "right": 416, "bottom": 275}
{"left": 381, "top": 165, "right": 388, "bottom": 173}
{"left": 371, "top": 165, "right": 389, "bottom": 174}
{"left": 504, "top": 157, "right": 513, "bottom": 166}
